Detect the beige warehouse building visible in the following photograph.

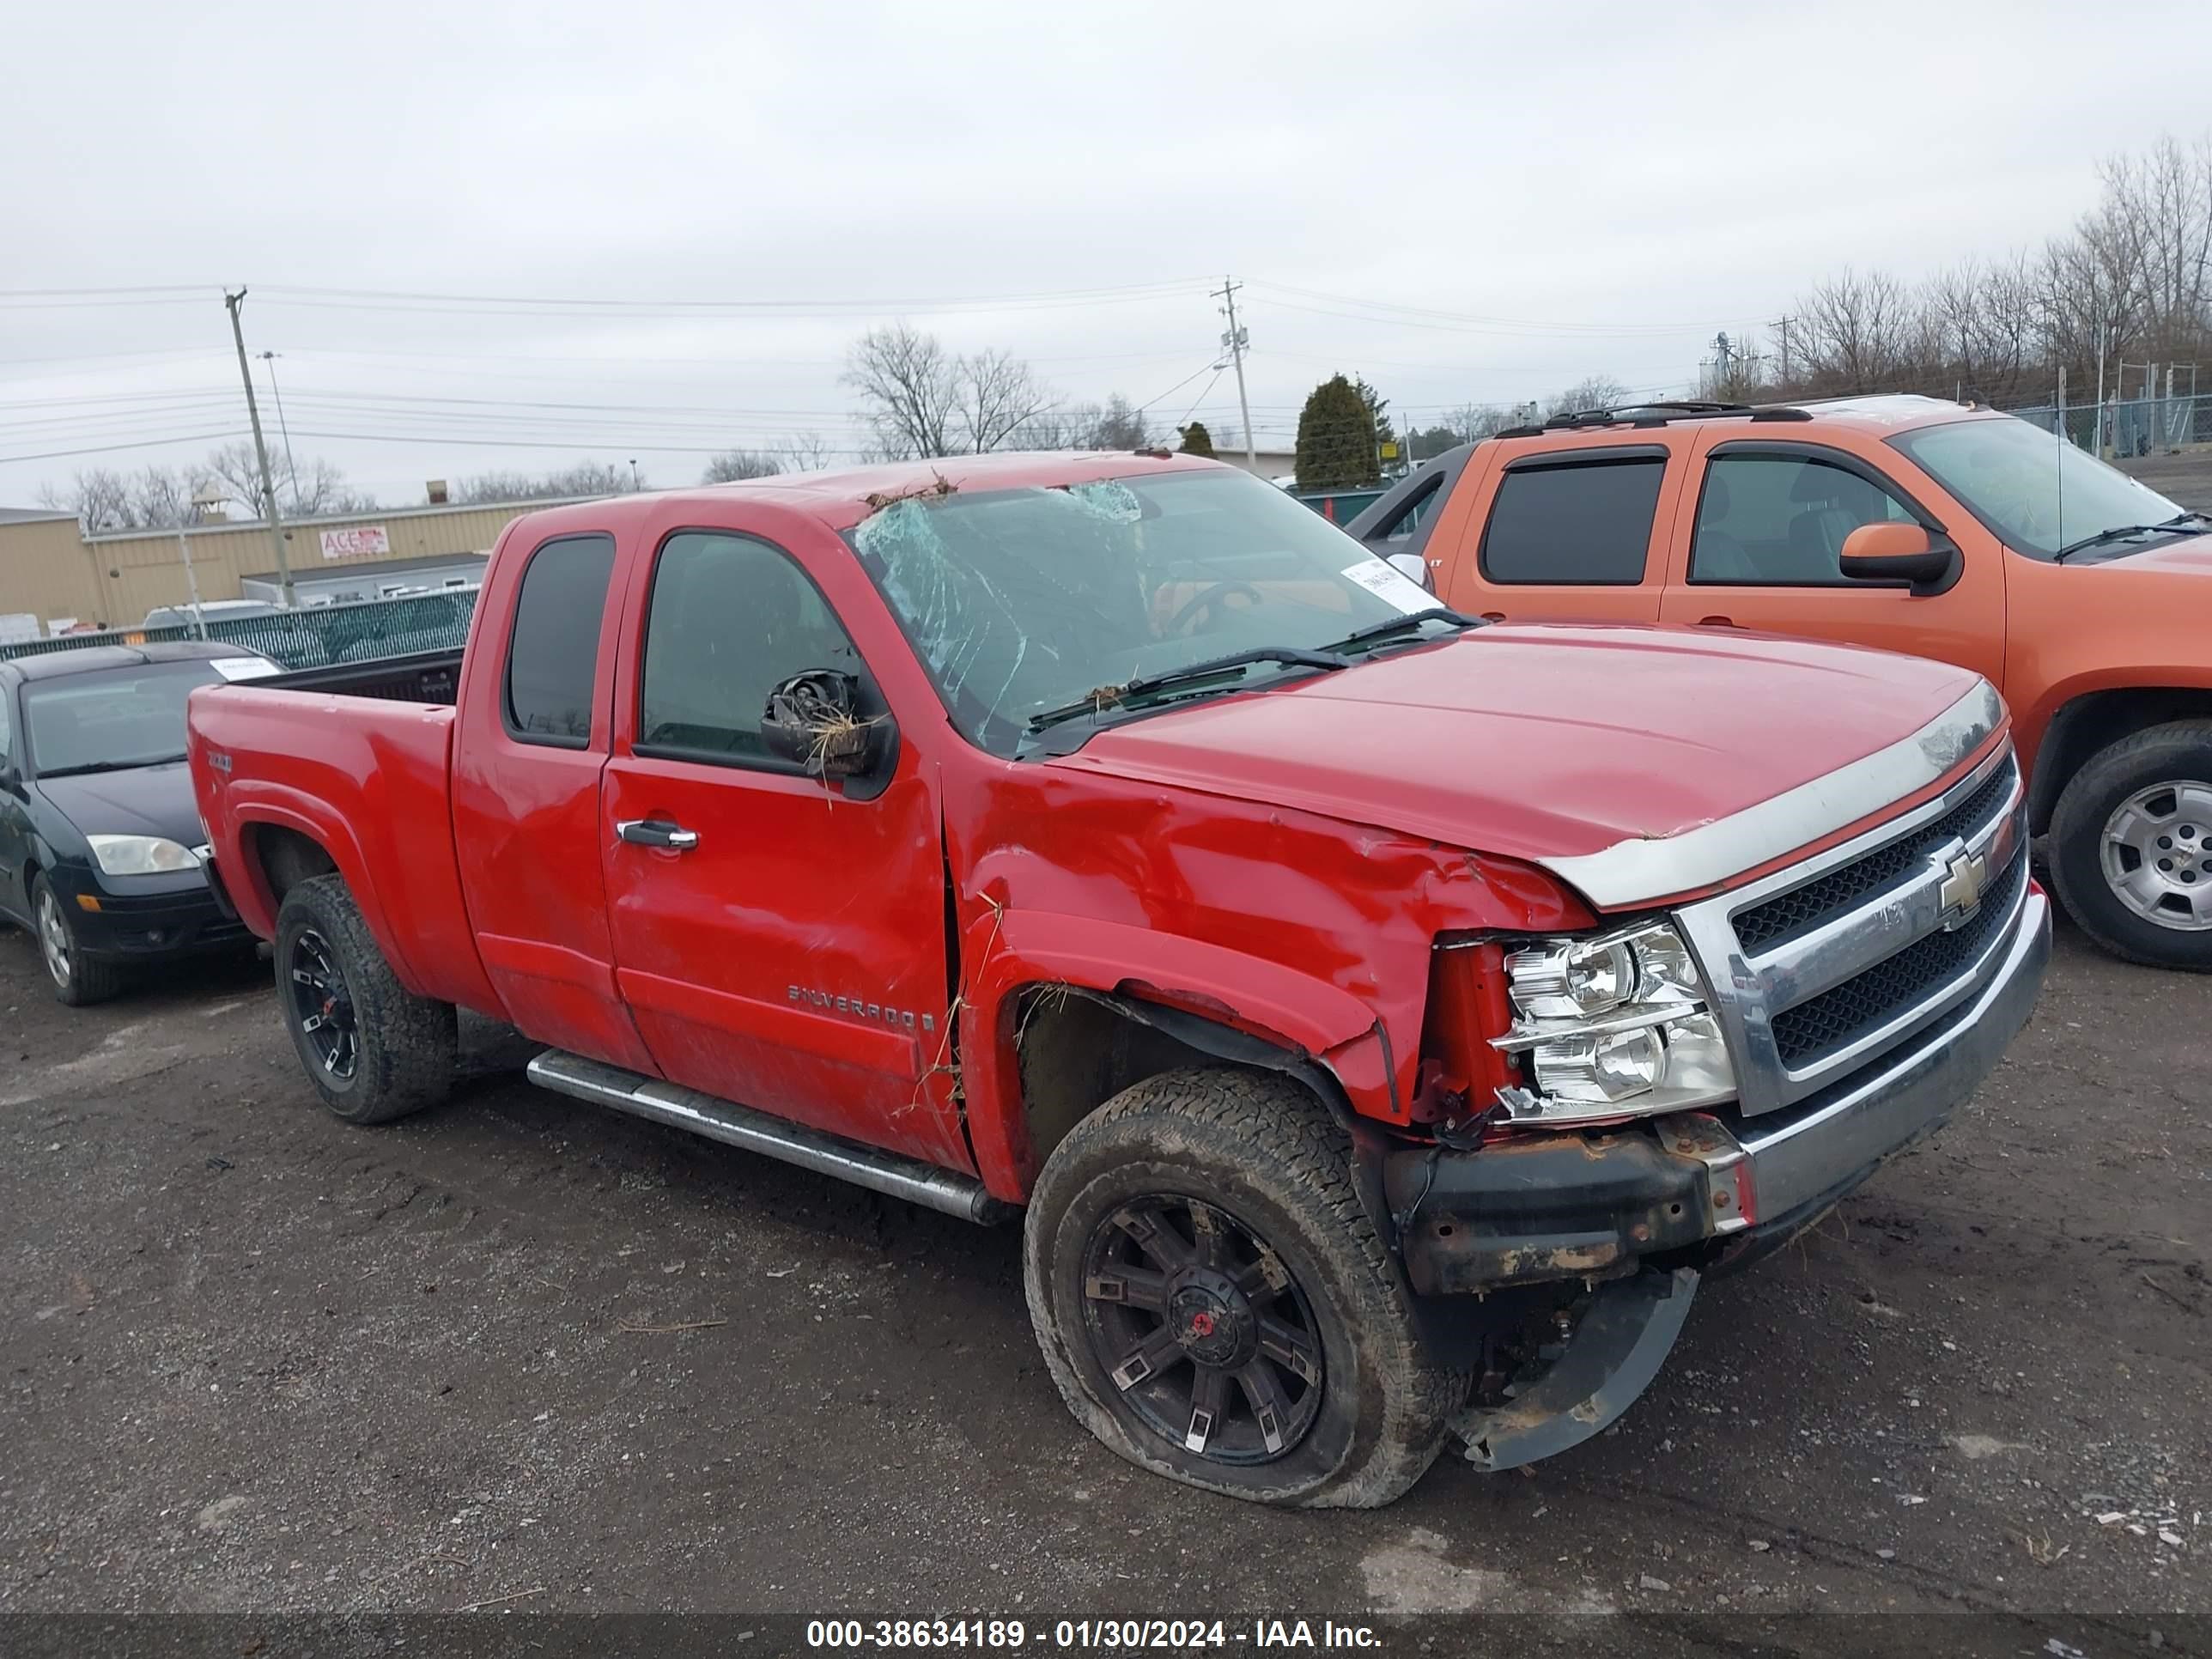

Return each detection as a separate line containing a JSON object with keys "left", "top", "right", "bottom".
{"left": 0, "top": 497, "right": 584, "bottom": 636}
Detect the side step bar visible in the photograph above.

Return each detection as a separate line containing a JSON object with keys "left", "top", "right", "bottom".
{"left": 525, "top": 1050, "right": 1014, "bottom": 1225}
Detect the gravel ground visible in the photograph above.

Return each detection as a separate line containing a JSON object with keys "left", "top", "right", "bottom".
{"left": 0, "top": 908, "right": 2205, "bottom": 1647}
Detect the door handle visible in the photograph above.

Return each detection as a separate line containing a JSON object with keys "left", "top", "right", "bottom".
{"left": 617, "top": 818, "right": 700, "bottom": 851}
{"left": 1479, "top": 611, "right": 1506, "bottom": 623}
{"left": 1697, "top": 615, "right": 1738, "bottom": 628}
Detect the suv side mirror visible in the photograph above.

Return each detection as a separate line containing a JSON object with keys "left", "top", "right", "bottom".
{"left": 1838, "top": 522, "right": 1960, "bottom": 594}
{"left": 760, "top": 669, "right": 895, "bottom": 783}
{"left": 1384, "top": 551, "right": 1434, "bottom": 591}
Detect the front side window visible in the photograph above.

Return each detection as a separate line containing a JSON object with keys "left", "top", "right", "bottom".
{"left": 504, "top": 534, "right": 615, "bottom": 745}
{"left": 1891, "top": 415, "right": 2191, "bottom": 562}
{"left": 638, "top": 533, "right": 864, "bottom": 764}
{"left": 22, "top": 662, "right": 225, "bottom": 777}
{"left": 844, "top": 468, "right": 1437, "bottom": 756}
{"left": 1480, "top": 456, "right": 1666, "bottom": 585}
{"left": 1691, "top": 453, "right": 1915, "bottom": 584}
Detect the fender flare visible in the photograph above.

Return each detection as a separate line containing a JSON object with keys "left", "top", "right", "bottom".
{"left": 226, "top": 787, "right": 428, "bottom": 993}
{"left": 959, "top": 908, "right": 1397, "bottom": 1204}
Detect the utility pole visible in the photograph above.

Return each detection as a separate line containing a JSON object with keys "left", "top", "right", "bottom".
{"left": 224, "top": 289, "right": 295, "bottom": 607}
{"left": 1212, "top": 277, "right": 1257, "bottom": 471}
{"left": 629, "top": 459, "right": 641, "bottom": 492}
{"left": 1771, "top": 315, "right": 1794, "bottom": 386}
{"left": 256, "top": 351, "right": 300, "bottom": 500}
{"left": 174, "top": 520, "right": 207, "bottom": 637}
{"left": 2093, "top": 322, "right": 2109, "bottom": 459}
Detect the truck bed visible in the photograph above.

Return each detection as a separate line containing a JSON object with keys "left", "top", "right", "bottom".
{"left": 185, "top": 670, "right": 501, "bottom": 1015}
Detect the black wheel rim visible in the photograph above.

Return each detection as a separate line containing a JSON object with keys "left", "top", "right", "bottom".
{"left": 287, "top": 928, "right": 359, "bottom": 1081}
{"left": 1079, "top": 1195, "right": 1326, "bottom": 1466}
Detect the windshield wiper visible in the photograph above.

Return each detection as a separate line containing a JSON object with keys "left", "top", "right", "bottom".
{"left": 1314, "top": 606, "right": 1482, "bottom": 654}
{"left": 39, "top": 754, "right": 185, "bottom": 777}
{"left": 2053, "top": 521, "right": 2186, "bottom": 562}
{"left": 1025, "top": 646, "right": 1347, "bottom": 735}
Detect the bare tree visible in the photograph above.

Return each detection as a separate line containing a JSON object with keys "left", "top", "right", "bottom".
{"left": 198, "top": 441, "right": 272, "bottom": 519}
{"left": 1012, "top": 393, "right": 1148, "bottom": 451}
{"left": 843, "top": 323, "right": 957, "bottom": 459}
{"left": 1546, "top": 374, "right": 1634, "bottom": 416}
{"left": 701, "top": 449, "right": 784, "bottom": 483}
{"left": 453, "top": 462, "right": 635, "bottom": 505}
{"left": 40, "top": 469, "right": 135, "bottom": 533}
{"left": 1793, "top": 266, "right": 1918, "bottom": 392}
{"left": 774, "top": 432, "right": 838, "bottom": 472}
{"left": 952, "top": 347, "right": 1054, "bottom": 454}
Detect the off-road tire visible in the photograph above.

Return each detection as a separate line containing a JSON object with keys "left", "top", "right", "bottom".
{"left": 275, "top": 874, "right": 456, "bottom": 1123}
{"left": 2048, "top": 720, "right": 2212, "bottom": 971}
{"left": 32, "top": 872, "right": 127, "bottom": 1006}
{"left": 1023, "top": 1066, "right": 1464, "bottom": 1509}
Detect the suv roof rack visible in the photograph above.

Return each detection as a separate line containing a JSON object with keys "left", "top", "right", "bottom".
{"left": 1495, "top": 401, "right": 1813, "bottom": 440}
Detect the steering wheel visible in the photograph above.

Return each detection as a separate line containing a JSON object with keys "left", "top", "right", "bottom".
{"left": 1165, "top": 580, "right": 1262, "bottom": 637}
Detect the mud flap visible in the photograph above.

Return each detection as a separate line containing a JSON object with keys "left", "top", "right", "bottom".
{"left": 1451, "top": 1265, "right": 1699, "bottom": 1473}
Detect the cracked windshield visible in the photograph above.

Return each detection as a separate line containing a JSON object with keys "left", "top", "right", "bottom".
{"left": 848, "top": 467, "right": 1436, "bottom": 753}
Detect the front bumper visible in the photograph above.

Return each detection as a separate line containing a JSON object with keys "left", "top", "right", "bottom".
{"left": 1389, "top": 884, "right": 2051, "bottom": 1297}
{"left": 51, "top": 866, "right": 252, "bottom": 960}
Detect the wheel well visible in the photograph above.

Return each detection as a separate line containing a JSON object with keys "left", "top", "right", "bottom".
{"left": 2030, "top": 687, "right": 2212, "bottom": 834}
{"left": 247, "top": 824, "right": 339, "bottom": 905}
{"left": 1015, "top": 988, "right": 1223, "bottom": 1168}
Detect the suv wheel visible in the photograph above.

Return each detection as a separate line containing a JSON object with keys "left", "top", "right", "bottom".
{"left": 32, "top": 872, "right": 125, "bottom": 1006}
{"left": 2048, "top": 720, "right": 2212, "bottom": 970}
{"left": 275, "top": 874, "right": 456, "bottom": 1123}
{"left": 1023, "top": 1067, "right": 1463, "bottom": 1508}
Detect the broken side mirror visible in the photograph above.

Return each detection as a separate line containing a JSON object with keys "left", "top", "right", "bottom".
{"left": 761, "top": 669, "right": 895, "bottom": 784}
{"left": 1838, "top": 521, "right": 1960, "bottom": 595}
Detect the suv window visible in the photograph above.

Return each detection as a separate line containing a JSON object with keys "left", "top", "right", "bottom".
{"left": 1480, "top": 455, "right": 1666, "bottom": 584}
{"left": 638, "top": 532, "right": 863, "bottom": 765}
{"left": 504, "top": 533, "right": 616, "bottom": 745}
{"left": 1692, "top": 453, "right": 1914, "bottom": 584}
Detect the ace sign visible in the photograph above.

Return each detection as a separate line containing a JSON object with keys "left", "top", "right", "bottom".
{"left": 319, "top": 525, "right": 391, "bottom": 561}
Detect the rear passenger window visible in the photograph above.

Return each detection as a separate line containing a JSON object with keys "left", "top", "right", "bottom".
{"left": 637, "top": 532, "right": 862, "bottom": 765}
{"left": 1691, "top": 453, "right": 1917, "bottom": 584}
{"left": 1480, "top": 457, "right": 1666, "bottom": 584}
{"left": 504, "top": 534, "right": 615, "bottom": 745}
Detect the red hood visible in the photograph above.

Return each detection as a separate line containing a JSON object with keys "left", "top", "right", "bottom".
{"left": 1046, "top": 623, "right": 1987, "bottom": 877}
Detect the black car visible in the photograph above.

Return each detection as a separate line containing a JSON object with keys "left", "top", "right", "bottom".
{"left": 0, "top": 641, "right": 282, "bottom": 1004}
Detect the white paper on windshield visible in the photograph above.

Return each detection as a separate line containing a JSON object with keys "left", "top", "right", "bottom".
{"left": 210, "top": 656, "right": 285, "bottom": 682}
{"left": 1340, "top": 558, "right": 1433, "bottom": 615}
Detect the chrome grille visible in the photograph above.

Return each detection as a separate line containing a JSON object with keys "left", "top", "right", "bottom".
{"left": 1770, "top": 842, "right": 2027, "bottom": 1066}
{"left": 1675, "top": 743, "right": 2029, "bottom": 1115}
{"left": 1734, "top": 761, "right": 2018, "bottom": 954}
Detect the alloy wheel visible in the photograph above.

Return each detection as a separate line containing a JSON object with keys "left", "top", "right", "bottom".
{"left": 36, "top": 889, "right": 71, "bottom": 989}
{"left": 287, "top": 928, "right": 361, "bottom": 1079}
{"left": 1079, "top": 1195, "right": 1326, "bottom": 1465}
{"left": 2100, "top": 779, "right": 2212, "bottom": 931}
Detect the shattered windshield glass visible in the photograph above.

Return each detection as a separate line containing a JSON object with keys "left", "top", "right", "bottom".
{"left": 846, "top": 468, "right": 1432, "bottom": 755}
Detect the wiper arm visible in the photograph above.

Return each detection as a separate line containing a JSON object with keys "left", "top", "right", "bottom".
{"left": 2053, "top": 523, "right": 2169, "bottom": 562}
{"left": 1025, "top": 646, "right": 1347, "bottom": 734}
{"left": 1315, "top": 605, "right": 1482, "bottom": 654}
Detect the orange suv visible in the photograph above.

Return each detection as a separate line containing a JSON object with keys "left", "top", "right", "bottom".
{"left": 1352, "top": 395, "right": 2212, "bottom": 969}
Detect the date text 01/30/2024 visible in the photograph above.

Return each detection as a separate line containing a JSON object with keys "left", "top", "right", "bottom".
{"left": 804, "top": 1619, "right": 1383, "bottom": 1649}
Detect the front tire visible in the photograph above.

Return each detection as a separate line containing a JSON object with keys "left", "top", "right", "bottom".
{"left": 1023, "top": 1068, "right": 1462, "bottom": 1508}
{"left": 2048, "top": 720, "right": 2212, "bottom": 970}
{"left": 274, "top": 874, "right": 455, "bottom": 1123}
{"left": 32, "top": 873, "right": 125, "bottom": 1006}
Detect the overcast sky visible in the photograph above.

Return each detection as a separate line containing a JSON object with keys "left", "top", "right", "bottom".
{"left": 5, "top": 0, "right": 2206, "bottom": 507}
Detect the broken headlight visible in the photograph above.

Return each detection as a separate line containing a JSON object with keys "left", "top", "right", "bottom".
{"left": 1494, "top": 922, "right": 1735, "bottom": 1125}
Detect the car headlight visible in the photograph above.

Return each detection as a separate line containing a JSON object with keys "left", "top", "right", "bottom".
{"left": 87, "top": 835, "right": 204, "bottom": 877}
{"left": 1495, "top": 922, "right": 1734, "bottom": 1124}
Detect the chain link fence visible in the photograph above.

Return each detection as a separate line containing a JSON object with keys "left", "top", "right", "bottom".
{"left": 2007, "top": 391, "right": 2212, "bottom": 456}
{"left": 0, "top": 588, "right": 479, "bottom": 670}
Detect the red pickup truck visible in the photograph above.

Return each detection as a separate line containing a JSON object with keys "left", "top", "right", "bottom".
{"left": 188, "top": 452, "right": 2049, "bottom": 1508}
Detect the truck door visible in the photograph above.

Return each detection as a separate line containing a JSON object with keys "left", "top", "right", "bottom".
{"left": 598, "top": 527, "right": 969, "bottom": 1173}
{"left": 451, "top": 530, "right": 658, "bottom": 1074}
{"left": 1435, "top": 441, "right": 1680, "bottom": 624}
{"left": 1655, "top": 434, "right": 2007, "bottom": 687}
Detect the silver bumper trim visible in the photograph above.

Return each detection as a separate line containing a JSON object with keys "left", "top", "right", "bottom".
{"left": 1534, "top": 680, "right": 2004, "bottom": 909}
{"left": 1725, "top": 886, "right": 2050, "bottom": 1221}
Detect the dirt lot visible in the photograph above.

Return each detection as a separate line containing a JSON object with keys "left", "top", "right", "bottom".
{"left": 2118, "top": 445, "right": 2212, "bottom": 513}
{"left": 1, "top": 910, "right": 2206, "bottom": 1644}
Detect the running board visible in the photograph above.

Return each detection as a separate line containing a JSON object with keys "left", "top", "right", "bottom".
{"left": 525, "top": 1050, "right": 1013, "bottom": 1225}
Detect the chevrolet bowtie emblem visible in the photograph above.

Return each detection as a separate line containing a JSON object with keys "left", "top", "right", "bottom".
{"left": 1937, "top": 848, "right": 1989, "bottom": 928}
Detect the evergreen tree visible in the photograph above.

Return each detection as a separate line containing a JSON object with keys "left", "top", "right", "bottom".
{"left": 1295, "top": 374, "right": 1380, "bottom": 490}
{"left": 1177, "top": 421, "right": 1215, "bottom": 457}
